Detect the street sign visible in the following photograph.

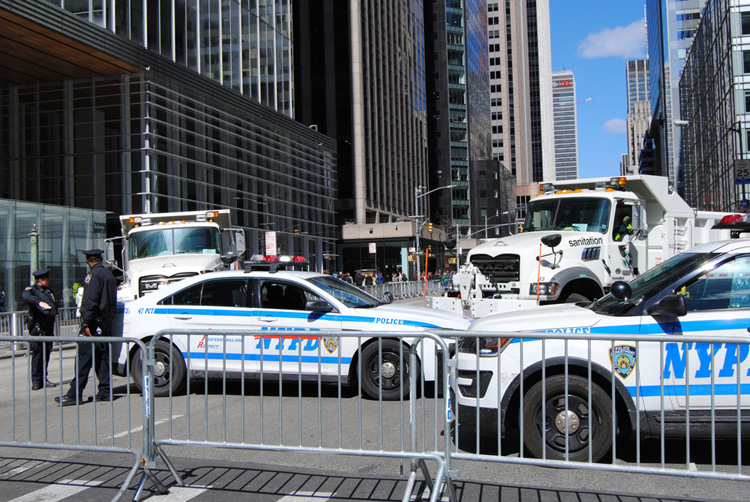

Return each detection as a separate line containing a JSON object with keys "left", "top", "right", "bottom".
{"left": 734, "top": 159, "right": 750, "bottom": 184}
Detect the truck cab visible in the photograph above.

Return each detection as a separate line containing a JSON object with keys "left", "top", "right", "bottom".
{"left": 106, "top": 210, "right": 245, "bottom": 300}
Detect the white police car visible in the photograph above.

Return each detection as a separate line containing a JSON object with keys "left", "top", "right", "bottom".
{"left": 114, "top": 256, "right": 472, "bottom": 399}
{"left": 454, "top": 238, "right": 750, "bottom": 462}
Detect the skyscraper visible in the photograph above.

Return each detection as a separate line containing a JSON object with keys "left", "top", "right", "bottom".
{"left": 551, "top": 70, "right": 579, "bottom": 181}
{"left": 293, "top": 0, "right": 431, "bottom": 276}
{"left": 487, "top": 0, "right": 554, "bottom": 212}
{"left": 646, "top": 0, "right": 705, "bottom": 185}
{"left": 626, "top": 59, "right": 650, "bottom": 175}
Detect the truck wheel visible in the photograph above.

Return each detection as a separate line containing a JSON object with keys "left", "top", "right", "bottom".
{"left": 360, "top": 340, "right": 418, "bottom": 400}
{"left": 522, "top": 374, "right": 612, "bottom": 462}
{"left": 131, "top": 340, "right": 187, "bottom": 397}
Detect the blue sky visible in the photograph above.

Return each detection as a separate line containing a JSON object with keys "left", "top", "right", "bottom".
{"left": 549, "top": 1, "right": 648, "bottom": 179}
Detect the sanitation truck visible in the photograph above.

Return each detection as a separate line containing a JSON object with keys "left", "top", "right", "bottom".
{"left": 428, "top": 175, "right": 733, "bottom": 317}
{"left": 105, "top": 210, "right": 246, "bottom": 300}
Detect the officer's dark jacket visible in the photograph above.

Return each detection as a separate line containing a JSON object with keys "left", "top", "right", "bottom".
{"left": 81, "top": 262, "right": 118, "bottom": 335}
{"left": 22, "top": 283, "right": 57, "bottom": 334}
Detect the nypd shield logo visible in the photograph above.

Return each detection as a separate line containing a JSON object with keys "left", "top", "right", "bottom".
{"left": 323, "top": 336, "right": 339, "bottom": 354}
{"left": 610, "top": 345, "right": 636, "bottom": 379}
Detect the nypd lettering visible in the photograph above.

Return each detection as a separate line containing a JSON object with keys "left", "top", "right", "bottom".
{"left": 663, "top": 342, "right": 750, "bottom": 379}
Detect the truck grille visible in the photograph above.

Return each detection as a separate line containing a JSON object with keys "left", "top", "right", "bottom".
{"left": 471, "top": 254, "right": 520, "bottom": 283}
{"left": 139, "top": 272, "right": 198, "bottom": 296}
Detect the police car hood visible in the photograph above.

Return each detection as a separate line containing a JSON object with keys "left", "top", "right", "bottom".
{"left": 355, "top": 304, "right": 473, "bottom": 330}
{"left": 468, "top": 303, "right": 601, "bottom": 333}
{"left": 468, "top": 231, "right": 602, "bottom": 259}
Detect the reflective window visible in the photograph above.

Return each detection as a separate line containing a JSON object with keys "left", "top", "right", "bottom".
{"left": 678, "top": 256, "right": 750, "bottom": 311}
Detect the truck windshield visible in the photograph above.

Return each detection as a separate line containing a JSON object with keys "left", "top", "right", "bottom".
{"left": 129, "top": 227, "right": 221, "bottom": 260}
{"left": 593, "top": 252, "right": 718, "bottom": 316}
{"left": 524, "top": 197, "right": 611, "bottom": 233}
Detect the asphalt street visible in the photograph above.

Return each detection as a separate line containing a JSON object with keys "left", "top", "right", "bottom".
{"left": 0, "top": 295, "right": 748, "bottom": 501}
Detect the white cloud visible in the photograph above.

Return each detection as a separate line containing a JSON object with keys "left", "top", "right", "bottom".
{"left": 604, "top": 118, "right": 627, "bottom": 134}
{"left": 578, "top": 20, "right": 646, "bottom": 59}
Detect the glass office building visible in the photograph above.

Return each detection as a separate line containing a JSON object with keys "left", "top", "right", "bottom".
{"left": 0, "top": 199, "right": 107, "bottom": 311}
{"left": 0, "top": 1, "right": 337, "bottom": 283}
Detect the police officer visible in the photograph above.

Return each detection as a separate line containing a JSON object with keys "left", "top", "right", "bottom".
{"left": 56, "top": 249, "right": 118, "bottom": 406}
{"left": 22, "top": 269, "right": 58, "bottom": 390}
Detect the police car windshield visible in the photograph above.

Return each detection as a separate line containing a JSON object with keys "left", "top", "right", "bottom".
{"left": 306, "top": 276, "right": 381, "bottom": 308}
{"left": 524, "top": 197, "right": 610, "bottom": 233}
{"left": 593, "top": 251, "right": 718, "bottom": 315}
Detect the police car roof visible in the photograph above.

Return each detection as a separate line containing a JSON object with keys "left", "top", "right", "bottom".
{"left": 125, "top": 269, "right": 329, "bottom": 303}
{"left": 683, "top": 237, "right": 750, "bottom": 255}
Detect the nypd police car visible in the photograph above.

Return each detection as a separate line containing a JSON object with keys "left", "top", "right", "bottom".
{"left": 114, "top": 256, "right": 472, "bottom": 399}
{"left": 454, "top": 238, "right": 750, "bottom": 462}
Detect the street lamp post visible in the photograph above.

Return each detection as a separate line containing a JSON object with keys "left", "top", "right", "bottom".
{"left": 413, "top": 184, "right": 455, "bottom": 280}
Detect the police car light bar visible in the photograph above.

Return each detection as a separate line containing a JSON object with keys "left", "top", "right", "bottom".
{"left": 245, "top": 254, "right": 309, "bottom": 272}
{"left": 712, "top": 213, "right": 750, "bottom": 237}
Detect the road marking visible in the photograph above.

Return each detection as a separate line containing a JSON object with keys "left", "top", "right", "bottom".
{"left": 8, "top": 479, "right": 102, "bottom": 501}
{"left": 0, "top": 461, "right": 44, "bottom": 477}
{"left": 278, "top": 492, "right": 333, "bottom": 501}
{"left": 110, "top": 415, "right": 184, "bottom": 438}
{"left": 152, "top": 486, "right": 211, "bottom": 501}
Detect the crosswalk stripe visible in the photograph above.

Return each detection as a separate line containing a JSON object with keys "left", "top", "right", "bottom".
{"left": 151, "top": 486, "right": 211, "bottom": 501}
{"left": 7, "top": 479, "right": 102, "bottom": 502}
{"left": 0, "top": 461, "right": 45, "bottom": 477}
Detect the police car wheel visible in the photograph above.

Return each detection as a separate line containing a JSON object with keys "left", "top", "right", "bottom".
{"left": 360, "top": 340, "right": 418, "bottom": 401}
{"left": 131, "top": 340, "right": 187, "bottom": 397}
{"left": 522, "top": 375, "right": 612, "bottom": 462}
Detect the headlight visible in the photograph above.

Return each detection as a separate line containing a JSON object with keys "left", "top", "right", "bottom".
{"left": 457, "top": 336, "right": 510, "bottom": 356}
{"left": 530, "top": 282, "right": 558, "bottom": 296}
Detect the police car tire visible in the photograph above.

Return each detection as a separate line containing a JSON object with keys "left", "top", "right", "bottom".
{"left": 360, "top": 340, "right": 418, "bottom": 401}
{"left": 522, "top": 375, "right": 612, "bottom": 462}
{"left": 131, "top": 340, "right": 187, "bottom": 397}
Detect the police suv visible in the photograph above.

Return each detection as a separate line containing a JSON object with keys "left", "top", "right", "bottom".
{"left": 454, "top": 236, "right": 750, "bottom": 462}
{"left": 114, "top": 256, "right": 472, "bottom": 399}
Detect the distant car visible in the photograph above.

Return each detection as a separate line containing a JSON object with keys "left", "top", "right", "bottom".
{"left": 114, "top": 256, "right": 472, "bottom": 399}
{"left": 454, "top": 238, "right": 750, "bottom": 461}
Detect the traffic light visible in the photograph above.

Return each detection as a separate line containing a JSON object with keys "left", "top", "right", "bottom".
{"left": 427, "top": 222, "right": 433, "bottom": 232}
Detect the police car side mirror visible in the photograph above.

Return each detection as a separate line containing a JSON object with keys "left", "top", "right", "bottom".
{"left": 306, "top": 300, "right": 334, "bottom": 312}
{"left": 610, "top": 281, "right": 632, "bottom": 301}
{"left": 646, "top": 295, "right": 687, "bottom": 317}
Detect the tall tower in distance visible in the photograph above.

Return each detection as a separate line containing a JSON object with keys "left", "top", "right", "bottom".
{"left": 551, "top": 70, "right": 579, "bottom": 181}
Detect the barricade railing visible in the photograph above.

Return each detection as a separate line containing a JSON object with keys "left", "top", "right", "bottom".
{"left": 452, "top": 330, "right": 750, "bottom": 481}
{"left": 141, "top": 329, "right": 457, "bottom": 502}
{"left": 360, "top": 280, "right": 445, "bottom": 300}
{"left": 0, "top": 334, "right": 165, "bottom": 502}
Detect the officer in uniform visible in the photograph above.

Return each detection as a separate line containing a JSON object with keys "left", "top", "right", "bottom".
{"left": 56, "top": 249, "right": 118, "bottom": 406}
{"left": 22, "top": 269, "right": 58, "bottom": 390}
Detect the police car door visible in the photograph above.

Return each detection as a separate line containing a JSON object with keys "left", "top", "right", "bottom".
{"left": 657, "top": 255, "right": 750, "bottom": 410}
{"left": 250, "top": 279, "right": 343, "bottom": 378}
{"left": 167, "top": 278, "right": 252, "bottom": 375}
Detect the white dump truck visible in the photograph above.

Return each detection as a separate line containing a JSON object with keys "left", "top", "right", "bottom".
{"left": 428, "top": 175, "right": 733, "bottom": 317}
{"left": 105, "top": 210, "right": 245, "bottom": 300}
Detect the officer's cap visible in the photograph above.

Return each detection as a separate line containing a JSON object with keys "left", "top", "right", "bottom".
{"left": 32, "top": 269, "right": 50, "bottom": 279}
{"left": 82, "top": 248, "right": 104, "bottom": 258}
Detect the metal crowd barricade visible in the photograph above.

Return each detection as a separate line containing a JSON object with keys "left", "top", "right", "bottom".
{"left": 0, "top": 334, "right": 163, "bottom": 502}
{"left": 451, "top": 330, "right": 750, "bottom": 482}
{"left": 140, "top": 329, "right": 457, "bottom": 502}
